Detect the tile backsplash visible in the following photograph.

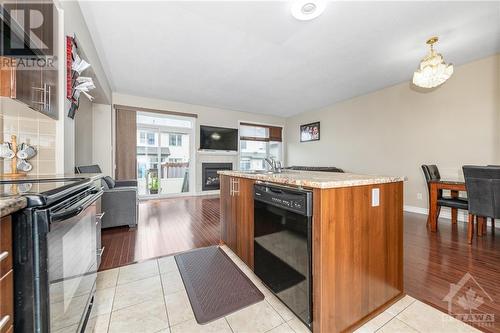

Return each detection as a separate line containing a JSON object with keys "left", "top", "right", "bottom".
{"left": 0, "top": 97, "right": 57, "bottom": 175}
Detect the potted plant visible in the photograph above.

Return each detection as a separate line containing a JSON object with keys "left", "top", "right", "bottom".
{"left": 149, "top": 175, "right": 159, "bottom": 194}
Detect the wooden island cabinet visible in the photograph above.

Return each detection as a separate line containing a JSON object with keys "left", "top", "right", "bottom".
{"left": 219, "top": 171, "right": 404, "bottom": 333}
{"left": 220, "top": 175, "right": 255, "bottom": 268}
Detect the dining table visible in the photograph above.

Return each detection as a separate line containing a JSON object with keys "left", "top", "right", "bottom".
{"left": 427, "top": 178, "right": 466, "bottom": 232}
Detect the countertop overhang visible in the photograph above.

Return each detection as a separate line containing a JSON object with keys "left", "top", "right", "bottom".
{"left": 218, "top": 170, "right": 406, "bottom": 189}
{"left": 0, "top": 196, "right": 27, "bottom": 217}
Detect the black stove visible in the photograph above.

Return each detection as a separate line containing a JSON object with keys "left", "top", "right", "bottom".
{"left": 0, "top": 177, "right": 92, "bottom": 207}
{"left": 5, "top": 176, "right": 103, "bottom": 333}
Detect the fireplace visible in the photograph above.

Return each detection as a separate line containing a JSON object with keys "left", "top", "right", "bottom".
{"left": 202, "top": 163, "right": 232, "bottom": 191}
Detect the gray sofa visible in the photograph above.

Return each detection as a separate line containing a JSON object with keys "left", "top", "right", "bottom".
{"left": 75, "top": 165, "right": 138, "bottom": 229}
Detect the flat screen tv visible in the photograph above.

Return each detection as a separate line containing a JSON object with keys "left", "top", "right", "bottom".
{"left": 200, "top": 126, "right": 238, "bottom": 151}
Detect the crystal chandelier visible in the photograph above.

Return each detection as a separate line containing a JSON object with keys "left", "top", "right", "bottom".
{"left": 412, "top": 37, "right": 454, "bottom": 88}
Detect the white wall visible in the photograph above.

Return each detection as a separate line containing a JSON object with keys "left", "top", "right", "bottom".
{"left": 74, "top": 97, "right": 93, "bottom": 167}
{"left": 112, "top": 93, "right": 286, "bottom": 192}
{"left": 92, "top": 103, "right": 113, "bottom": 176}
{"left": 285, "top": 54, "right": 500, "bottom": 210}
{"left": 74, "top": 101, "right": 113, "bottom": 175}
{"left": 58, "top": 0, "right": 112, "bottom": 173}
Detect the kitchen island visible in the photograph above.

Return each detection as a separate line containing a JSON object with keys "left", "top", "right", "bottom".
{"left": 218, "top": 170, "right": 405, "bottom": 333}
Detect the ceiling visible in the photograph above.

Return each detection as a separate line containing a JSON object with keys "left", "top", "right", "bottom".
{"left": 79, "top": 1, "right": 500, "bottom": 117}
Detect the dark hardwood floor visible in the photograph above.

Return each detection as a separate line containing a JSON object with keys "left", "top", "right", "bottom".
{"left": 101, "top": 197, "right": 500, "bottom": 332}
{"left": 99, "top": 195, "right": 220, "bottom": 270}
{"left": 405, "top": 212, "right": 500, "bottom": 333}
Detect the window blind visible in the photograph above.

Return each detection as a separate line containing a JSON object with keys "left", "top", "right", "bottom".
{"left": 239, "top": 123, "right": 282, "bottom": 142}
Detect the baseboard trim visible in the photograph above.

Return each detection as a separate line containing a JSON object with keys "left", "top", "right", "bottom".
{"left": 403, "top": 205, "right": 468, "bottom": 223}
{"left": 196, "top": 190, "right": 220, "bottom": 196}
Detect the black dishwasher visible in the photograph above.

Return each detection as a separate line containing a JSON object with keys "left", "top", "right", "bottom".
{"left": 253, "top": 183, "right": 313, "bottom": 329}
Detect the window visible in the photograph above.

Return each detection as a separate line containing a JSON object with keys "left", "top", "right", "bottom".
{"left": 239, "top": 123, "right": 282, "bottom": 171}
{"left": 138, "top": 131, "right": 158, "bottom": 146}
{"left": 169, "top": 134, "right": 182, "bottom": 146}
{"left": 147, "top": 132, "right": 155, "bottom": 145}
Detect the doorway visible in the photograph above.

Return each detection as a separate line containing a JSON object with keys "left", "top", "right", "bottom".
{"left": 136, "top": 112, "right": 195, "bottom": 198}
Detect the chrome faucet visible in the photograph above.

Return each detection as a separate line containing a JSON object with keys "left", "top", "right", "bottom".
{"left": 264, "top": 157, "right": 283, "bottom": 173}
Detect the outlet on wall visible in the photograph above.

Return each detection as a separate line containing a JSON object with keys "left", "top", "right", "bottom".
{"left": 417, "top": 193, "right": 423, "bottom": 200}
{"left": 372, "top": 188, "right": 380, "bottom": 207}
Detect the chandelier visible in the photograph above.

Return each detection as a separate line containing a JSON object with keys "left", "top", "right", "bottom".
{"left": 412, "top": 37, "right": 454, "bottom": 88}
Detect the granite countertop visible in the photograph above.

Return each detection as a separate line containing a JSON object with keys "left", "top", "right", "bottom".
{"left": 0, "top": 195, "right": 27, "bottom": 217}
{"left": 218, "top": 170, "right": 406, "bottom": 189}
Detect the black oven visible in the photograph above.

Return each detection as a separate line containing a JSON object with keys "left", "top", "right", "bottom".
{"left": 10, "top": 179, "right": 102, "bottom": 333}
{"left": 253, "top": 183, "right": 313, "bottom": 329}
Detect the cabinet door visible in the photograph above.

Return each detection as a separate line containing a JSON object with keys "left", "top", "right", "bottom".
{"left": 0, "top": 57, "right": 16, "bottom": 98}
{"left": 220, "top": 176, "right": 237, "bottom": 253}
{"left": 41, "top": 68, "right": 58, "bottom": 119}
{"left": 235, "top": 178, "right": 255, "bottom": 269}
{"left": 0, "top": 216, "right": 13, "bottom": 278}
{"left": 15, "top": 61, "right": 42, "bottom": 109}
{"left": 40, "top": 1, "right": 58, "bottom": 119}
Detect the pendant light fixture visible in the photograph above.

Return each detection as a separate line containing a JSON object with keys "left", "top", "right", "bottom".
{"left": 412, "top": 37, "right": 454, "bottom": 88}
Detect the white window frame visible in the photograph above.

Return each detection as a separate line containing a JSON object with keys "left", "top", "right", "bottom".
{"left": 136, "top": 113, "right": 196, "bottom": 200}
{"left": 237, "top": 121, "right": 284, "bottom": 171}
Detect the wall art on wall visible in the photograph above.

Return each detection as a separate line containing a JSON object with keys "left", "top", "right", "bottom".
{"left": 300, "top": 122, "right": 320, "bottom": 142}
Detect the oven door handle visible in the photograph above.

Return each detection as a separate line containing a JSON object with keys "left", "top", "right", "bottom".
{"left": 51, "top": 190, "right": 104, "bottom": 222}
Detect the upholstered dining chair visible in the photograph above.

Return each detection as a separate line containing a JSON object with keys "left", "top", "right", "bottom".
{"left": 421, "top": 165, "right": 468, "bottom": 225}
{"left": 463, "top": 166, "right": 500, "bottom": 244}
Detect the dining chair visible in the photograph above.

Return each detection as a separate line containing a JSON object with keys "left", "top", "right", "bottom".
{"left": 463, "top": 165, "right": 500, "bottom": 244}
{"left": 421, "top": 165, "right": 468, "bottom": 225}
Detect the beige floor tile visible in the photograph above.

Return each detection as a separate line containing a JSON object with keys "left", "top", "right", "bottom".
{"left": 117, "top": 260, "right": 159, "bottom": 285}
{"left": 354, "top": 311, "right": 394, "bottom": 333}
{"left": 113, "top": 275, "right": 163, "bottom": 311}
{"left": 264, "top": 292, "right": 296, "bottom": 322}
{"left": 161, "top": 270, "right": 185, "bottom": 295}
{"left": 90, "top": 287, "right": 115, "bottom": 317}
{"left": 52, "top": 324, "right": 79, "bottom": 333}
{"left": 108, "top": 298, "right": 169, "bottom": 333}
{"left": 85, "top": 313, "right": 111, "bottom": 333}
{"left": 396, "top": 300, "right": 480, "bottom": 333}
{"left": 156, "top": 329, "right": 171, "bottom": 333}
{"left": 286, "top": 317, "right": 310, "bottom": 333}
{"left": 170, "top": 318, "right": 232, "bottom": 333}
{"left": 226, "top": 301, "right": 284, "bottom": 333}
{"left": 377, "top": 318, "right": 418, "bottom": 333}
{"left": 165, "top": 290, "right": 195, "bottom": 326}
{"left": 158, "top": 255, "right": 178, "bottom": 274}
{"left": 96, "top": 268, "right": 119, "bottom": 290}
{"left": 385, "top": 295, "right": 416, "bottom": 317}
{"left": 50, "top": 294, "right": 90, "bottom": 331}
{"left": 267, "top": 322, "right": 295, "bottom": 333}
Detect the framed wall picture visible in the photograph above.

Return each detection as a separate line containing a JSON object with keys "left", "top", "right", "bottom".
{"left": 300, "top": 122, "right": 320, "bottom": 142}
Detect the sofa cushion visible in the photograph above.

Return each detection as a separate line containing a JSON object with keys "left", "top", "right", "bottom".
{"left": 103, "top": 176, "right": 116, "bottom": 189}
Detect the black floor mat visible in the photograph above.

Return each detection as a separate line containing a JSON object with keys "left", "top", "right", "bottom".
{"left": 175, "top": 246, "right": 264, "bottom": 324}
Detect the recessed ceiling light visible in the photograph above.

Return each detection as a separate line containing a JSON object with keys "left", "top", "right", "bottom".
{"left": 291, "top": 0, "right": 326, "bottom": 21}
